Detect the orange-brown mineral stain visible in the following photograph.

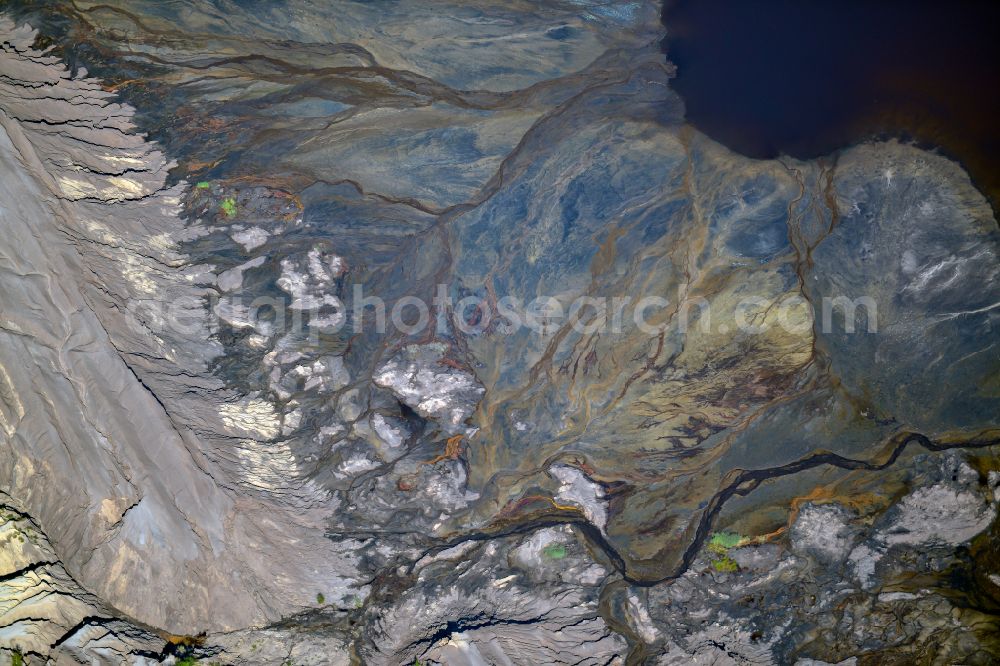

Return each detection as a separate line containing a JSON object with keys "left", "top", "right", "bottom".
{"left": 424, "top": 434, "right": 465, "bottom": 466}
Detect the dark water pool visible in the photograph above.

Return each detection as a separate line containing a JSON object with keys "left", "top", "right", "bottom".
{"left": 662, "top": 0, "right": 1000, "bottom": 213}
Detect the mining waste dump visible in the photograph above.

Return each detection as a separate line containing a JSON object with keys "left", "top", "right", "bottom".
{"left": 0, "top": 1, "right": 998, "bottom": 664}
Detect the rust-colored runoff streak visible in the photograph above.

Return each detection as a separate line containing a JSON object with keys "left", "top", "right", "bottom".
{"left": 424, "top": 434, "right": 465, "bottom": 466}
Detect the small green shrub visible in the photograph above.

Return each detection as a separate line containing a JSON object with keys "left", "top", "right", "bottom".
{"left": 707, "top": 531, "right": 745, "bottom": 554}
{"left": 712, "top": 556, "right": 739, "bottom": 573}
{"left": 220, "top": 197, "right": 237, "bottom": 217}
{"left": 316, "top": 592, "right": 325, "bottom": 604}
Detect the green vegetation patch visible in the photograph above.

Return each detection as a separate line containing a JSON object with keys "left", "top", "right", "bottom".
{"left": 542, "top": 543, "right": 568, "bottom": 559}
{"left": 706, "top": 531, "right": 748, "bottom": 574}
{"left": 220, "top": 196, "right": 237, "bottom": 217}
{"left": 712, "top": 556, "right": 739, "bottom": 573}
{"left": 707, "top": 531, "right": 745, "bottom": 554}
